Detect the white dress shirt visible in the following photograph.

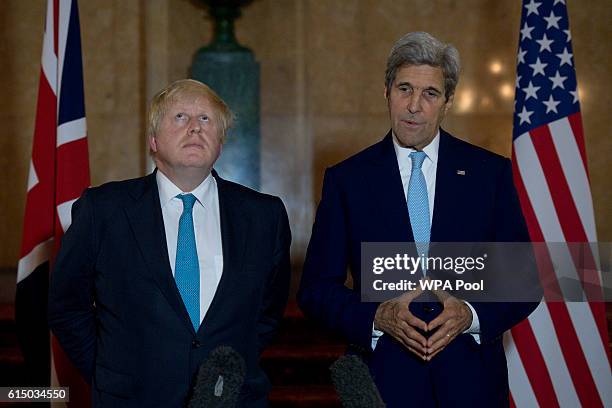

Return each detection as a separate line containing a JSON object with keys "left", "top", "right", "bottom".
{"left": 371, "top": 132, "right": 481, "bottom": 349}
{"left": 156, "top": 170, "right": 224, "bottom": 326}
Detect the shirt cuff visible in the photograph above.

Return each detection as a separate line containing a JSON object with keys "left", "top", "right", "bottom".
{"left": 463, "top": 301, "right": 481, "bottom": 344}
{"left": 372, "top": 323, "right": 384, "bottom": 350}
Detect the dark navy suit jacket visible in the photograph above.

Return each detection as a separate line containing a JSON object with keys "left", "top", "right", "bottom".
{"left": 49, "top": 170, "right": 291, "bottom": 407}
{"left": 298, "top": 130, "right": 539, "bottom": 407}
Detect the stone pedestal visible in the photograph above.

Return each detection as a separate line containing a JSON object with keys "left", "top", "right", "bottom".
{"left": 191, "top": 1, "right": 260, "bottom": 190}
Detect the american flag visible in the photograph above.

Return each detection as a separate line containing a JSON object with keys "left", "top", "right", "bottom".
{"left": 506, "top": 0, "right": 611, "bottom": 407}
{"left": 16, "top": 0, "right": 91, "bottom": 405}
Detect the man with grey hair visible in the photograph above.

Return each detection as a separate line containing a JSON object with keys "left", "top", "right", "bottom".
{"left": 299, "top": 32, "right": 537, "bottom": 406}
{"left": 49, "top": 79, "right": 291, "bottom": 407}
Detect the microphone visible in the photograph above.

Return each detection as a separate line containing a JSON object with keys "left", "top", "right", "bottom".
{"left": 330, "top": 355, "right": 386, "bottom": 408}
{"left": 188, "top": 346, "right": 246, "bottom": 408}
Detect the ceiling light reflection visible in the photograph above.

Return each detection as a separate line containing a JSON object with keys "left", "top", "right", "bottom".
{"left": 489, "top": 60, "right": 503, "bottom": 75}
{"left": 456, "top": 88, "right": 474, "bottom": 113}
{"left": 499, "top": 83, "right": 514, "bottom": 99}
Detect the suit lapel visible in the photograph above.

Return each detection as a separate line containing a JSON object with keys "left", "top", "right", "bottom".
{"left": 197, "top": 171, "right": 248, "bottom": 334}
{"left": 124, "top": 172, "right": 194, "bottom": 334}
{"left": 430, "top": 130, "right": 469, "bottom": 242}
{"left": 364, "top": 132, "right": 414, "bottom": 242}
{"left": 366, "top": 130, "right": 470, "bottom": 243}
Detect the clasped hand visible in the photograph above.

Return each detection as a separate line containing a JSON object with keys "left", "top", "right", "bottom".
{"left": 373, "top": 283, "right": 472, "bottom": 361}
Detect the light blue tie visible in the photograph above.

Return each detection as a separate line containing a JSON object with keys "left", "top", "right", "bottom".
{"left": 407, "top": 152, "right": 430, "bottom": 262}
{"left": 175, "top": 193, "right": 200, "bottom": 331}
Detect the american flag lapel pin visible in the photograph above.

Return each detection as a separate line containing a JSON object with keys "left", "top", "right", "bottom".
{"left": 456, "top": 170, "right": 466, "bottom": 175}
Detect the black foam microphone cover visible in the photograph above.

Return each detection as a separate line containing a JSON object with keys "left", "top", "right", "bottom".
{"left": 188, "top": 346, "right": 246, "bottom": 408}
{"left": 330, "top": 354, "right": 385, "bottom": 408}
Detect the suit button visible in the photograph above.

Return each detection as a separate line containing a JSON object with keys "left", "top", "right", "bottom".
{"left": 423, "top": 305, "right": 434, "bottom": 313}
{"left": 192, "top": 340, "right": 201, "bottom": 349}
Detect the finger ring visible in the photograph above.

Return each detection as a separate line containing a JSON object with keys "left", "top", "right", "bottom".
{"left": 446, "top": 333, "right": 451, "bottom": 338}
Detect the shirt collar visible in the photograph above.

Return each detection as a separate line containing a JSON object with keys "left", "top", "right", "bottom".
{"left": 156, "top": 169, "right": 213, "bottom": 209}
{"left": 392, "top": 130, "right": 440, "bottom": 167}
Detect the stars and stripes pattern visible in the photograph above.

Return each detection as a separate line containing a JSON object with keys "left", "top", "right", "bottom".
{"left": 17, "top": 0, "right": 91, "bottom": 405}
{"left": 506, "top": 1, "right": 611, "bottom": 407}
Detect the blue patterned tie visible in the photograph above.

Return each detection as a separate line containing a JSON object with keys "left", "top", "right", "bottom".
{"left": 408, "top": 152, "right": 430, "bottom": 263}
{"left": 175, "top": 193, "right": 200, "bottom": 331}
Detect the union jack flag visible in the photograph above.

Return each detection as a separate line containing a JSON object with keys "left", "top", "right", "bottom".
{"left": 17, "top": 0, "right": 91, "bottom": 405}
{"left": 506, "top": 1, "right": 611, "bottom": 407}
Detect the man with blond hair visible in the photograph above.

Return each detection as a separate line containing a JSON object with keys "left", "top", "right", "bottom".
{"left": 49, "top": 79, "right": 291, "bottom": 407}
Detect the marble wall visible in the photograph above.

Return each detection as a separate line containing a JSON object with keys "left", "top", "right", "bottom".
{"left": 1, "top": 0, "right": 610, "bottom": 282}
